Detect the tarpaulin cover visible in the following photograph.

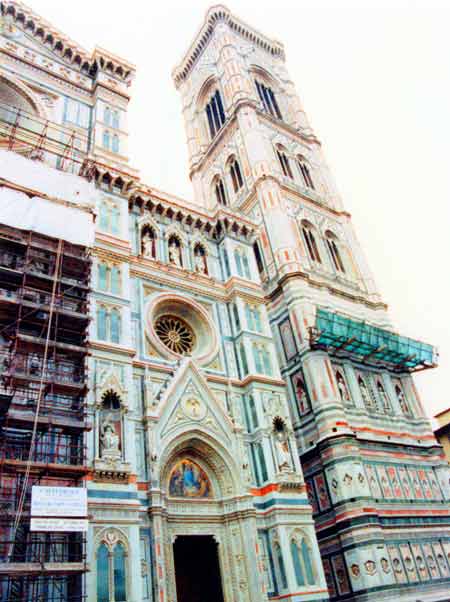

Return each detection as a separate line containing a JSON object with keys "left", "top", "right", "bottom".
{"left": 0, "top": 150, "right": 96, "bottom": 247}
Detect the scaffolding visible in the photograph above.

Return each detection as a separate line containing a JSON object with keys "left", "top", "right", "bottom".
{"left": 309, "top": 309, "right": 437, "bottom": 373}
{"left": 0, "top": 223, "right": 91, "bottom": 602}
{"left": 0, "top": 101, "right": 88, "bottom": 176}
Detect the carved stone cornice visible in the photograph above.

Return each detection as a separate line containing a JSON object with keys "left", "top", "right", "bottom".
{"left": 172, "top": 4, "right": 285, "bottom": 88}
{"left": 1, "top": 1, "right": 135, "bottom": 83}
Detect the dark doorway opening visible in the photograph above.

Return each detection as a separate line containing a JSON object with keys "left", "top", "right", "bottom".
{"left": 173, "top": 535, "right": 225, "bottom": 602}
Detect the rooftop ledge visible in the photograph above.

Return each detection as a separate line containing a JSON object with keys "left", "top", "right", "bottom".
{"left": 310, "top": 309, "right": 438, "bottom": 373}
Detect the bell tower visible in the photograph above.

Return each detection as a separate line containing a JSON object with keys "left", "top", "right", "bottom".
{"left": 173, "top": 5, "right": 377, "bottom": 288}
{"left": 174, "top": 6, "right": 450, "bottom": 602}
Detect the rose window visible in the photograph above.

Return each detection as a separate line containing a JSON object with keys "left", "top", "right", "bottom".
{"left": 155, "top": 315, "right": 195, "bottom": 355}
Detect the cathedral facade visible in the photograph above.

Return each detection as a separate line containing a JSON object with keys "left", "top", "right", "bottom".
{"left": 0, "top": 3, "right": 449, "bottom": 602}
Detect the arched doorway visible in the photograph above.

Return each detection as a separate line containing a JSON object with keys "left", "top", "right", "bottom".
{"left": 173, "top": 535, "right": 224, "bottom": 602}
{"left": 151, "top": 434, "right": 265, "bottom": 602}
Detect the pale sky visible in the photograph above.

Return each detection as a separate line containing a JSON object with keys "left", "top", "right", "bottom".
{"left": 26, "top": 0, "right": 450, "bottom": 419}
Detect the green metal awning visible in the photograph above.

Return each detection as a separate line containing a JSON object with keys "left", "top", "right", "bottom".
{"left": 310, "top": 309, "right": 438, "bottom": 372}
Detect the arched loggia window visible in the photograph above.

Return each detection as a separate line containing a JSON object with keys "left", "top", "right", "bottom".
{"left": 214, "top": 176, "right": 227, "bottom": 206}
{"left": 395, "top": 384, "right": 410, "bottom": 415}
{"left": 255, "top": 80, "right": 282, "bottom": 120}
{"left": 205, "top": 89, "right": 226, "bottom": 139}
{"left": 325, "top": 231, "right": 346, "bottom": 273}
{"left": 228, "top": 155, "right": 244, "bottom": 193}
{"left": 301, "top": 221, "right": 322, "bottom": 264}
{"left": 297, "top": 156, "right": 315, "bottom": 190}
{"left": 276, "top": 145, "right": 293, "bottom": 179}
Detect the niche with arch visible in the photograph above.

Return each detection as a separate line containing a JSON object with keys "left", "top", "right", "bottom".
{"left": 141, "top": 224, "right": 158, "bottom": 259}
{"left": 167, "top": 234, "right": 183, "bottom": 268}
{"left": 99, "top": 390, "right": 123, "bottom": 461}
{"left": 193, "top": 242, "right": 208, "bottom": 275}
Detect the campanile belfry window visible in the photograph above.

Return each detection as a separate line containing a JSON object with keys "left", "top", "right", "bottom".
{"left": 205, "top": 90, "right": 226, "bottom": 139}
{"left": 255, "top": 80, "right": 282, "bottom": 120}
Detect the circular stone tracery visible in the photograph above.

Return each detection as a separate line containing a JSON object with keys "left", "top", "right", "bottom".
{"left": 145, "top": 293, "right": 219, "bottom": 365}
{"left": 155, "top": 315, "right": 195, "bottom": 355}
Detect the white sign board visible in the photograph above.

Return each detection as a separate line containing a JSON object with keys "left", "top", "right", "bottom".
{"left": 30, "top": 518, "right": 88, "bottom": 532}
{"left": 31, "top": 486, "right": 87, "bottom": 518}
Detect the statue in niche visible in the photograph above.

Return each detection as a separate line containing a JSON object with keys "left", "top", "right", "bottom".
{"left": 168, "top": 238, "right": 182, "bottom": 268}
{"left": 273, "top": 416, "right": 292, "bottom": 471}
{"left": 99, "top": 390, "right": 122, "bottom": 461}
{"left": 396, "top": 385, "right": 409, "bottom": 414}
{"left": 100, "top": 418, "right": 120, "bottom": 459}
{"left": 336, "top": 371, "right": 350, "bottom": 403}
{"left": 193, "top": 244, "right": 208, "bottom": 275}
{"left": 142, "top": 229, "right": 156, "bottom": 259}
{"left": 358, "top": 376, "right": 373, "bottom": 408}
{"left": 377, "top": 381, "right": 391, "bottom": 411}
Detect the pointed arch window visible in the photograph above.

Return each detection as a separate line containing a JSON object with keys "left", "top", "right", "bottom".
{"left": 104, "top": 106, "right": 111, "bottom": 126}
{"left": 255, "top": 80, "right": 282, "bottom": 120}
{"left": 234, "top": 248, "right": 243, "bottom": 277}
{"left": 297, "top": 156, "right": 315, "bottom": 189}
{"left": 214, "top": 177, "right": 227, "bottom": 206}
{"left": 222, "top": 247, "right": 231, "bottom": 278}
{"left": 248, "top": 394, "right": 258, "bottom": 429}
{"left": 325, "top": 232, "right": 346, "bottom": 273}
{"left": 253, "top": 344, "right": 263, "bottom": 374}
{"left": 110, "top": 309, "right": 121, "bottom": 344}
{"left": 232, "top": 302, "right": 240, "bottom": 332}
{"left": 110, "top": 266, "right": 121, "bottom": 295}
{"left": 113, "top": 543, "right": 127, "bottom": 602}
{"left": 301, "top": 539, "right": 315, "bottom": 585}
{"left": 256, "top": 442, "right": 268, "bottom": 482}
{"left": 291, "top": 540, "right": 306, "bottom": 586}
{"left": 301, "top": 222, "right": 322, "bottom": 264}
{"left": 276, "top": 146, "right": 293, "bottom": 179}
{"left": 99, "top": 202, "right": 120, "bottom": 236}
{"left": 246, "top": 304, "right": 262, "bottom": 333}
{"left": 253, "top": 241, "right": 264, "bottom": 274}
{"left": 98, "top": 263, "right": 108, "bottom": 291}
{"left": 97, "top": 543, "right": 110, "bottom": 602}
{"left": 262, "top": 347, "right": 272, "bottom": 375}
{"left": 99, "top": 202, "right": 110, "bottom": 231}
{"left": 111, "top": 205, "right": 120, "bottom": 236}
{"left": 246, "top": 304, "right": 253, "bottom": 330}
{"left": 103, "top": 130, "right": 111, "bottom": 150}
{"left": 242, "top": 252, "right": 251, "bottom": 279}
{"left": 97, "top": 306, "right": 108, "bottom": 341}
{"left": 239, "top": 343, "right": 248, "bottom": 377}
{"left": 112, "top": 110, "right": 120, "bottom": 129}
{"left": 96, "top": 539, "right": 128, "bottom": 602}
{"left": 206, "top": 89, "right": 226, "bottom": 139}
{"left": 112, "top": 134, "right": 120, "bottom": 154}
{"left": 274, "top": 542, "right": 288, "bottom": 589}
{"left": 228, "top": 156, "right": 244, "bottom": 193}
